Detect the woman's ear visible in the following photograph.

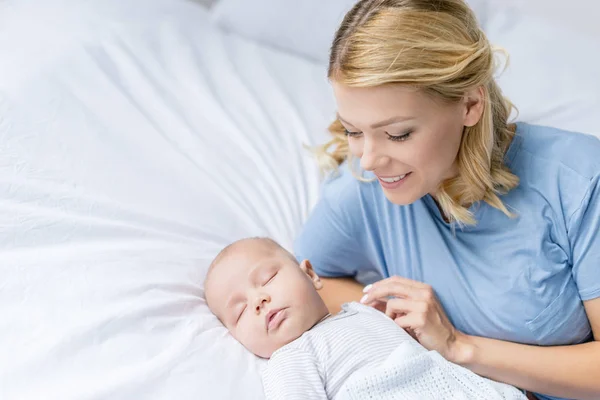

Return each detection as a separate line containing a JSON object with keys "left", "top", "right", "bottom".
{"left": 463, "top": 86, "right": 485, "bottom": 127}
{"left": 300, "top": 260, "right": 323, "bottom": 290}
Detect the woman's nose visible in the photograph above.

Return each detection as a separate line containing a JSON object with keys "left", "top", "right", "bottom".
{"left": 360, "top": 136, "right": 389, "bottom": 171}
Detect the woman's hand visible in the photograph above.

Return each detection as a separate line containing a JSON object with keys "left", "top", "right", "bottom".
{"left": 361, "top": 276, "right": 469, "bottom": 362}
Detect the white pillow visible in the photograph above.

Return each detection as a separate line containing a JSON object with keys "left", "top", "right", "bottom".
{"left": 210, "top": 0, "right": 492, "bottom": 63}
{"left": 486, "top": 9, "right": 600, "bottom": 136}
{"left": 210, "top": 0, "right": 600, "bottom": 137}
{"left": 211, "top": 0, "right": 355, "bottom": 63}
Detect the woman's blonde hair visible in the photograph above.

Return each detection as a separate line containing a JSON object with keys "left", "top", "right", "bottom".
{"left": 318, "top": 0, "right": 519, "bottom": 225}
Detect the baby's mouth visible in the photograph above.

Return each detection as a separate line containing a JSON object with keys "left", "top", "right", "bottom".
{"left": 265, "top": 308, "right": 287, "bottom": 331}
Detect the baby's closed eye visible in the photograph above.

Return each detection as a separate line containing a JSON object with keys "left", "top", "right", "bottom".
{"left": 264, "top": 272, "right": 277, "bottom": 285}
{"left": 260, "top": 267, "right": 279, "bottom": 286}
{"left": 235, "top": 304, "right": 247, "bottom": 324}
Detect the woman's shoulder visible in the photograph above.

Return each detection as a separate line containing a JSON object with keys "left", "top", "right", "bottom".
{"left": 508, "top": 122, "right": 600, "bottom": 233}
{"left": 513, "top": 122, "right": 600, "bottom": 181}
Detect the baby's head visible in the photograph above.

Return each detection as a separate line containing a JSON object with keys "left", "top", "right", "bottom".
{"left": 204, "top": 237, "right": 329, "bottom": 358}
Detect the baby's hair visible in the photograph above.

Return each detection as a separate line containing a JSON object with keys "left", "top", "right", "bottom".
{"left": 204, "top": 237, "right": 297, "bottom": 294}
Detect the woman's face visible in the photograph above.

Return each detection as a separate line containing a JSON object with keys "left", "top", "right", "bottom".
{"left": 332, "top": 82, "right": 481, "bottom": 205}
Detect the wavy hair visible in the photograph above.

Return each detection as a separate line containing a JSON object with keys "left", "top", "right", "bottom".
{"left": 318, "top": 0, "right": 519, "bottom": 225}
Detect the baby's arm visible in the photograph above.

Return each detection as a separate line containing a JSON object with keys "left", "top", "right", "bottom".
{"left": 261, "top": 348, "right": 328, "bottom": 400}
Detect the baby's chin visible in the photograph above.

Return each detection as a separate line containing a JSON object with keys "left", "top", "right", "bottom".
{"left": 248, "top": 342, "right": 285, "bottom": 359}
{"left": 250, "top": 329, "right": 306, "bottom": 359}
{"left": 252, "top": 336, "right": 301, "bottom": 359}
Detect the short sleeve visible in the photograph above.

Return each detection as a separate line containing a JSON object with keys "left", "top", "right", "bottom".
{"left": 261, "top": 349, "right": 327, "bottom": 400}
{"left": 569, "top": 175, "right": 600, "bottom": 301}
{"left": 294, "top": 170, "right": 373, "bottom": 278}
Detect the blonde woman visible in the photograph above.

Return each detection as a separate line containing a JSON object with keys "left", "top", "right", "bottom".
{"left": 294, "top": 1, "right": 600, "bottom": 399}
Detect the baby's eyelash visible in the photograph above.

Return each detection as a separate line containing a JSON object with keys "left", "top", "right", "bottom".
{"left": 265, "top": 272, "right": 277, "bottom": 285}
{"left": 236, "top": 305, "right": 246, "bottom": 323}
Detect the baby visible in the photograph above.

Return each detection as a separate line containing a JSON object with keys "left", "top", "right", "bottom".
{"left": 204, "top": 237, "right": 526, "bottom": 400}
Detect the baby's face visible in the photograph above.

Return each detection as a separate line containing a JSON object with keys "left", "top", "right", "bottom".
{"left": 205, "top": 240, "right": 329, "bottom": 358}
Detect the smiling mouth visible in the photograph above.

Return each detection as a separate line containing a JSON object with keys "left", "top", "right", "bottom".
{"left": 379, "top": 174, "right": 409, "bottom": 183}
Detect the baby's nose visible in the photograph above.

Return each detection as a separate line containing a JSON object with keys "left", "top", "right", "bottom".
{"left": 255, "top": 297, "right": 268, "bottom": 313}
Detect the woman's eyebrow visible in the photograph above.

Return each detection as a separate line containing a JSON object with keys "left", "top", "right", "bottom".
{"left": 337, "top": 114, "right": 414, "bottom": 129}
{"left": 337, "top": 115, "right": 356, "bottom": 127}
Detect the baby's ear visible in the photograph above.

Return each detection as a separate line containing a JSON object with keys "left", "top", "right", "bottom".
{"left": 299, "top": 260, "right": 323, "bottom": 290}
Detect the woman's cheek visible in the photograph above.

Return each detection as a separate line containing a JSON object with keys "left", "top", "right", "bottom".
{"left": 348, "top": 138, "right": 363, "bottom": 158}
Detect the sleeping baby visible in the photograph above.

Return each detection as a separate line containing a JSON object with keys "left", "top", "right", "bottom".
{"left": 203, "top": 237, "right": 527, "bottom": 400}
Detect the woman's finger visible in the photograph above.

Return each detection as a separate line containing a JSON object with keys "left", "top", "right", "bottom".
{"left": 384, "top": 298, "right": 427, "bottom": 319}
{"left": 375, "top": 275, "right": 428, "bottom": 289}
{"left": 396, "top": 321, "right": 418, "bottom": 340}
{"left": 363, "top": 298, "right": 387, "bottom": 313}
{"left": 361, "top": 281, "right": 428, "bottom": 304}
{"left": 393, "top": 312, "right": 428, "bottom": 331}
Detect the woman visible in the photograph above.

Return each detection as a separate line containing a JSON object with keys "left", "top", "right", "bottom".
{"left": 294, "top": 1, "right": 600, "bottom": 399}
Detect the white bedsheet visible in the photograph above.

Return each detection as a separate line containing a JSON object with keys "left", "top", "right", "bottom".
{"left": 1, "top": 1, "right": 599, "bottom": 400}
{"left": 0, "top": 1, "right": 333, "bottom": 399}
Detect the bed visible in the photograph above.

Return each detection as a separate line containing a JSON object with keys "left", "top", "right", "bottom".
{"left": 1, "top": 1, "right": 598, "bottom": 399}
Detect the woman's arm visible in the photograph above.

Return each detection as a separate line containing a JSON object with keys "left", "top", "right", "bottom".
{"left": 364, "top": 277, "right": 600, "bottom": 400}
{"left": 454, "top": 297, "right": 600, "bottom": 400}
{"left": 319, "top": 277, "right": 365, "bottom": 313}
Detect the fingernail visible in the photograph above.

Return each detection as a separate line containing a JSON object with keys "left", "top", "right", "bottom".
{"left": 363, "top": 284, "right": 372, "bottom": 293}
{"left": 360, "top": 294, "right": 369, "bottom": 304}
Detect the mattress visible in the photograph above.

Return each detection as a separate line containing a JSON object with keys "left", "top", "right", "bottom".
{"left": 0, "top": 1, "right": 333, "bottom": 399}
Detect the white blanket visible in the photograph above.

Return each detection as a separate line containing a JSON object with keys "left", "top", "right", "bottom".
{"left": 338, "top": 343, "right": 526, "bottom": 400}
{"left": 0, "top": 1, "right": 332, "bottom": 399}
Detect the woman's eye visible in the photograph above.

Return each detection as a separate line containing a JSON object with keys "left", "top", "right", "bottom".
{"left": 344, "top": 129, "right": 362, "bottom": 138}
{"left": 387, "top": 131, "right": 412, "bottom": 142}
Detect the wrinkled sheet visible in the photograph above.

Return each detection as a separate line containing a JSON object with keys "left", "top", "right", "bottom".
{"left": 0, "top": 1, "right": 333, "bottom": 399}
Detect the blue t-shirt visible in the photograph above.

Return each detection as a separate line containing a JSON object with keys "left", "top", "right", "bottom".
{"left": 295, "top": 122, "right": 600, "bottom": 400}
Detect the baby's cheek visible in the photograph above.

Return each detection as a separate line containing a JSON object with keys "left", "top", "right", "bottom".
{"left": 250, "top": 322, "right": 273, "bottom": 349}
{"left": 256, "top": 335, "right": 280, "bottom": 359}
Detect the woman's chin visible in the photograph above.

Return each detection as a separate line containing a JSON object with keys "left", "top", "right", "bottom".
{"left": 382, "top": 189, "right": 422, "bottom": 206}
